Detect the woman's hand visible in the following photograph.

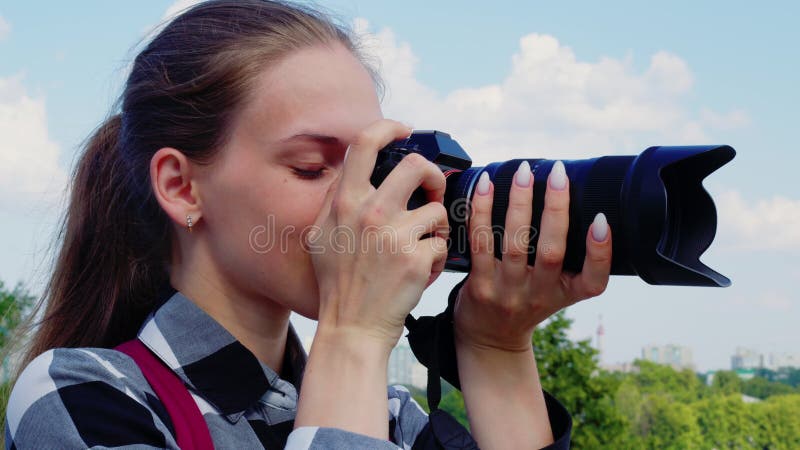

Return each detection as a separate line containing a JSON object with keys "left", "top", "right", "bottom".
{"left": 309, "top": 119, "right": 450, "bottom": 350}
{"left": 452, "top": 160, "right": 612, "bottom": 449}
{"left": 297, "top": 119, "right": 449, "bottom": 439}
{"left": 454, "top": 160, "right": 612, "bottom": 353}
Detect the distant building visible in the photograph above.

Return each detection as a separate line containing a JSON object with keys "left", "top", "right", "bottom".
{"left": 731, "top": 347, "right": 763, "bottom": 370}
{"left": 641, "top": 344, "right": 694, "bottom": 370}
{"left": 388, "top": 342, "right": 427, "bottom": 389}
{"left": 301, "top": 337, "right": 427, "bottom": 389}
{"left": 731, "top": 347, "right": 800, "bottom": 370}
{"left": 766, "top": 352, "right": 800, "bottom": 369}
{"left": 602, "top": 362, "right": 637, "bottom": 373}
{"left": 705, "top": 368, "right": 757, "bottom": 385}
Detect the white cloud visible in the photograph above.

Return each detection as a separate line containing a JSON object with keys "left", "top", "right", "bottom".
{"left": 715, "top": 190, "right": 800, "bottom": 251}
{"left": 0, "top": 74, "right": 66, "bottom": 203}
{"left": 0, "top": 15, "right": 11, "bottom": 41}
{"left": 700, "top": 108, "right": 750, "bottom": 130}
{"left": 354, "top": 20, "right": 748, "bottom": 162}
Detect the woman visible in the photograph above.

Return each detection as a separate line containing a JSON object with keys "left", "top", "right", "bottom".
{"left": 4, "top": 1, "right": 612, "bottom": 448}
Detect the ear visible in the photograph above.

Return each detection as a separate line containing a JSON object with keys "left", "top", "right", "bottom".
{"left": 150, "top": 147, "right": 202, "bottom": 230}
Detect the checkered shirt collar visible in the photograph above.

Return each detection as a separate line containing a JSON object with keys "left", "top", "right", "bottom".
{"left": 136, "top": 288, "right": 300, "bottom": 423}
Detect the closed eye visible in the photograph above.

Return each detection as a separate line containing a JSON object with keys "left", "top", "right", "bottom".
{"left": 292, "top": 167, "right": 326, "bottom": 180}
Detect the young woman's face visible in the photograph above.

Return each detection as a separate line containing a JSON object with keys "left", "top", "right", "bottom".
{"left": 196, "top": 43, "right": 382, "bottom": 318}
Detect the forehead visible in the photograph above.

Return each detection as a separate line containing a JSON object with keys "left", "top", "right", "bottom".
{"left": 235, "top": 43, "right": 382, "bottom": 143}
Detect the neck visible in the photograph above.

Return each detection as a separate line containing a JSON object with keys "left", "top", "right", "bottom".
{"left": 170, "top": 246, "right": 291, "bottom": 374}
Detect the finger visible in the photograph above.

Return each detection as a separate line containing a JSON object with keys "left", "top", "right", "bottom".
{"left": 374, "top": 152, "right": 446, "bottom": 209}
{"left": 468, "top": 171, "right": 496, "bottom": 280}
{"left": 313, "top": 170, "right": 343, "bottom": 227}
{"left": 418, "top": 235, "right": 449, "bottom": 287}
{"left": 303, "top": 171, "right": 342, "bottom": 252}
{"left": 532, "top": 160, "right": 570, "bottom": 287}
{"left": 501, "top": 160, "right": 534, "bottom": 282}
{"left": 404, "top": 201, "right": 449, "bottom": 242}
{"left": 339, "top": 119, "right": 411, "bottom": 197}
{"left": 567, "top": 212, "right": 612, "bottom": 302}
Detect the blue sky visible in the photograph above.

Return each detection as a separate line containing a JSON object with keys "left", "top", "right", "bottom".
{"left": 0, "top": 1, "right": 797, "bottom": 371}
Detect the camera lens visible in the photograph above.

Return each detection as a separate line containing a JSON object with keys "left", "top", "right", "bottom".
{"left": 442, "top": 146, "right": 735, "bottom": 287}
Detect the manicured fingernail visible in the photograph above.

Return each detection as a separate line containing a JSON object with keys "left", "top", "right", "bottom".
{"left": 549, "top": 161, "right": 567, "bottom": 190}
{"left": 477, "top": 171, "right": 491, "bottom": 195}
{"left": 592, "top": 212, "right": 608, "bottom": 242}
{"left": 515, "top": 161, "right": 531, "bottom": 187}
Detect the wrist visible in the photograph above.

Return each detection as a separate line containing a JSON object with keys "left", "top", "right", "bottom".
{"left": 454, "top": 325, "right": 534, "bottom": 355}
{"left": 295, "top": 326, "right": 391, "bottom": 439}
{"left": 312, "top": 325, "right": 393, "bottom": 363}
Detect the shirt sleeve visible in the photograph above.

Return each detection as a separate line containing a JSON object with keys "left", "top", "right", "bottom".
{"left": 5, "top": 348, "right": 177, "bottom": 449}
{"left": 285, "top": 385, "right": 426, "bottom": 450}
{"left": 540, "top": 389, "right": 573, "bottom": 450}
{"left": 286, "top": 385, "right": 574, "bottom": 450}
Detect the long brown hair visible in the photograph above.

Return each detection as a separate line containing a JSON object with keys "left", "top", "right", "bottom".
{"left": 16, "top": 0, "right": 379, "bottom": 372}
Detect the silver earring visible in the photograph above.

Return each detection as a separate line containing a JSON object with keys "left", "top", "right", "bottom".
{"left": 186, "top": 215, "right": 193, "bottom": 233}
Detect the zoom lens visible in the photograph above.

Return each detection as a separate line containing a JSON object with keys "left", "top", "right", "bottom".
{"left": 441, "top": 146, "right": 735, "bottom": 287}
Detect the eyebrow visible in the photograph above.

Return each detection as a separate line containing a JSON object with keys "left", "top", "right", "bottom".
{"left": 279, "top": 133, "right": 345, "bottom": 147}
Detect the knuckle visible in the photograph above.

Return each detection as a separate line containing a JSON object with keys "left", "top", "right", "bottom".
{"left": 470, "top": 227, "right": 494, "bottom": 253}
{"left": 510, "top": 193, "right": 531, "bottom": 208}
{"left": 587, "top": 249, "right": 612, "bottom": 265}
{"left": 584, "top": 281, "right": 608, "bottom": 297}
{"left": 471, "top": 197, "right": 491, "bottom": 216}
{"left": 504, "top": 249, "right": 528, "bottom": 264}
{"left": 352, "top": 129, "right": 381, "bottom": 150}
{"left": 544, "top": 199, "right": 569, "bottom": 216}
{"left": 333, "top": 194, "right": 357, "bottom": 216}
{"left": 470, "top": 282, "right": 496, "bottom": 304}
{"left": 431, "top": 202, "right": 448, "bottom": 222}
{"left": 403, "top": 152, "right": 427, "bottom": 168}
{"left": 358, "top": 202, "right": 386, "bottom": 228}
{"left": 538, "top": 242, "right": 565, "bottom": 266}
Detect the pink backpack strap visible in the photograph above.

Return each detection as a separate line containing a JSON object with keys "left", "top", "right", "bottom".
{"left": 116, "top": 339, "right": 215, "bottom": 450}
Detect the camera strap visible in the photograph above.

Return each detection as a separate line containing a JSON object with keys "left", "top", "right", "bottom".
{"left": 405, "top": 275, "right": 478, "bottom": 448}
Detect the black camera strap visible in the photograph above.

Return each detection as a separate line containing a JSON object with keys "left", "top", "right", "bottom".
{"left": 404, "top": 274, "right": 467, "bottom": 405}
{"left": 404, "top": 275, "right": 479, "bottom": 449}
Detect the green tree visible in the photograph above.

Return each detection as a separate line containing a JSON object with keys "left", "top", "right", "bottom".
{"left": 638, "top": 394, "right": 704, "bottom": 449}
{"left": 0, "top": 280, "right": 36, "bottom": 429}
{"left": 0, "top": 281, "right": 35, "bottom": 351}
{"left": 743, "top": 376, "right": 796, "bottom": 399}
{"left": 694, "top": 394, "right": 759, "bottom": 449}
{"left": 774, "top": 367, "right": 800, "bottom": 388}
{"left": 632, "top": 360, "right": 704, "bottom": 402}
{"left": 439, "top": 389, "right": 469, "bottom": 429}
{"left": 712, "top": 370, "right": 744, "bottom": 395}
{"left": 533, "top": 312, "right": 632, "bottom": 448}
{"left": 750, "top": 394, "right": 800, "bottom": 449}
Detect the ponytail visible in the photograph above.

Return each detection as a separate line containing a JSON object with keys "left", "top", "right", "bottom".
{"left": 18, "top": 114, "right": 170, "bottom": 370}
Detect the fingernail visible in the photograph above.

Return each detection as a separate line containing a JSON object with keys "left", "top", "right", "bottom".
{"left": 515, "top": 161, "right": 531, "bottom": 187}
{"left": 477, "top": 171, "right": 491, "bottom": 195}
{"left": 592, "top": 212, "right": 608, "bottom": 242}
{"left": 549, "top": 161, "right": 567, "bottom": 190}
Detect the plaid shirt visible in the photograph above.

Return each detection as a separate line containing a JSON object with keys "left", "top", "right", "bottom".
{"left": 5, "top": 288, "right": 571, "bottom": 449}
